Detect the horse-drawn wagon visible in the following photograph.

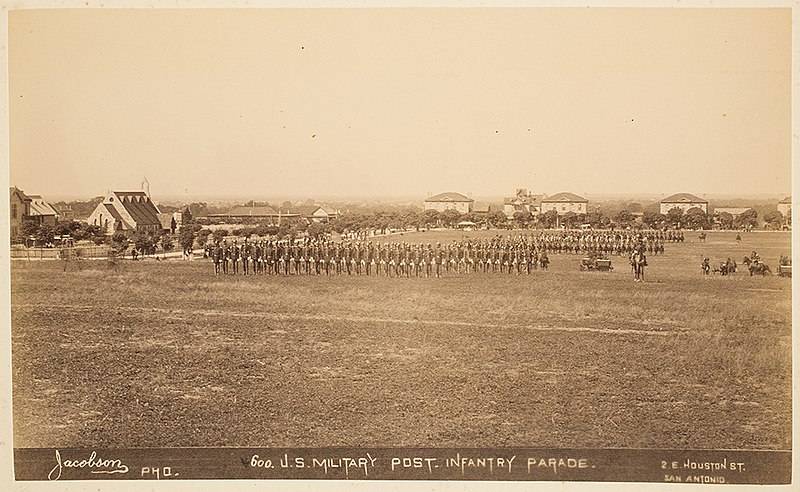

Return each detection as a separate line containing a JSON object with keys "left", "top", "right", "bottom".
{"left": 778, "top": 264, "right": 792, "bottom": 277}
{"left": 580, "top": 257, "right": 613, "bottom": 271}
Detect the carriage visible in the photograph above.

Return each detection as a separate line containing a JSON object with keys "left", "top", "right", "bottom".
{"left": 778, "top": 264, "right": 792, "bottom": 277}
{"left": 580, "top": 257, "right": 613, "bottom": 271}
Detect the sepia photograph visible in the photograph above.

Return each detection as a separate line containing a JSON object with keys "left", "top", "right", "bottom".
{"left": 3, "top": 0, "right": 796, "bottom": 487}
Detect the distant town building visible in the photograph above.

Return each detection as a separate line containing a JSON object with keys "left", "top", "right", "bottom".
{"left": 713, "top": 207, "right": 753, "bottom": 219}
{"left": 209, "top": 205, "right": 286, "bottom": 224}
{"left": 540, "top": 192, "right": 588, "bottom": 215}
{"left": 503, "top": 188, "right": 543, "bottom": 218}
{"left": 9, "top": 187, "right": 32, "bottom": 239}
{"left": 157, "top": 213, "right": 175, "bottom": 233}
{"left": 86, "top": 190, "right": 162, "bottom": 235}
{"left": 26, "top": 195, "right": 59, "bottom": 226}
{"left": 659, "top": 193, "right": 708, "bottom": 215}
{"left": 777, "top": 196, "right": 791, "bottom": 217}
{"left": 424, "top": 192, "right": 474, "bottom": 213}
{"left": 54, "top": 203, "right": 77, "bottom": 221}
{"left": 308, "top": 206, "right": 339, "bottom": 223}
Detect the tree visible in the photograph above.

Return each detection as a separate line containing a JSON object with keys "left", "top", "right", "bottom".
{"left": 487, "top": 211, "right": 507, "bottom": 228}
{"left": 614, "top": 210, "right": 635, "bottom": 228}
{"left": 421, "top": 209, "right": 441, "bottom": 228}
{"left": 512, "top": 211, "right": 533, "bottom": 229}
{"left": 160, "top": 235, "right": 174, "bottom": 252}
{"left": 541, "top": 210, "right": 559, "bottom": 229}
{"left": 666, "top": 207, "right": 684, "bottom": 228}
{"left": 734, "top": 209, "right": 758, "bottom": 230}
{"left": 586, "top": 210, "right": 606, "bottom": 229}
{"left": 643, "top": 212, "right": 666, "bottom": 229}
{"left": 684, "top": 207, "right": 710, "bottom": 230}
{"left": 440, "top": 209, "right": 461, "bottom": 228}
{"left": 178, "top": 227, "right": 196, "bottom": 254}
{"left": 35, "top": 224, "right": 56, "bottom": 246}
{"left": 109, "top": 232, "right": 130, "bottom": 255}
{"left": 562, "top": 211, "right": 578, "bottom": 229}
{"left": 307, "top": 222, "right": 329, "bottom": 239}
{"left": 400, "top": 208, "right": 421, "bottom": 230}
{"left": 714, "top": 212, "right": 734, "bottom": 230}
{"left": 132, "top": 233, "right": 155, "bottom": 256}
{"left": 197, "top": 229, "right": 212, "bottom": 247}
{"left": 211, "top": 229, "right": 229, "bottom": 243}
{"left": 763, "top": 211, "right": 784, "bottom": 230}
{"left": 20, "top": 217, "right": 39, "bottom": 243}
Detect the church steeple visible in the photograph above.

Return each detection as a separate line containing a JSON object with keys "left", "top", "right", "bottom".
{"left": 141, "top": 176, "right": 150, "bottom": 197}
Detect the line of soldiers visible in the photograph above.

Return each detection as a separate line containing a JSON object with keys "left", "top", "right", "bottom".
{"left": 206, "top": 232, "right": 665, "bottom": 277}
{"left": 522, "top": 231, "right": 666, "bottom": 256}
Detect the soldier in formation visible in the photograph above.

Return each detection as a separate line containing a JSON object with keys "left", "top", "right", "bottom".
{"left": 207, "top": 230, "right": 667, "bottom": 277}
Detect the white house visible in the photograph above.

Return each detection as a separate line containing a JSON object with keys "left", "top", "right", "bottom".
{"left": 540, "top": 192, "right": 588, "bottom": 215}
{"left": 424, "top": 192, "right": 474, "bottom": 213}
{"left": 660, "top": 193, "right": 708, "bottom": 215}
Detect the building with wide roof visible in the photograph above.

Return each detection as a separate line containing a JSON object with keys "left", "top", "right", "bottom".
{"left": 26, "top": 195, "right": 59, "bottom": 226}
{"left": 423, "top": 192, "right": 474, "bottom": 213}
{"left": 659, "top": 193, "right": 708, "bottom": 214}
{"left": 540, "top": 192, "right": 589, "bottom": 215}
{"left": 86, "top": 190, "right": 162, "bottom": 235}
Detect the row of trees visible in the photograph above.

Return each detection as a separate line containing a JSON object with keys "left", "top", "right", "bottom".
{"left": 13, "top": 218, "right": 107, "bottom": 246}
{"left": 13, "top": 203, "right": 787, "bottom": 255}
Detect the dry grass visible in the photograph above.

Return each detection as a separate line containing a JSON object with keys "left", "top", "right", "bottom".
{"left": 10, "top": 230, "right": 792, "bottom": 450}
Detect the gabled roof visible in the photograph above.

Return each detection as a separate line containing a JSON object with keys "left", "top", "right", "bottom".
{"left": 425, "top": 192, "right": 474, "bottom": 203}
{"left": 26, "top": 195, "right": 58, "bottom": 217}
{"left": 112, "top": 191, "right": 161, "bottom": 226}
{"left": 541, "top": 192, "right": 588, "bottom": 203}
{"left": 661, "top": 193, "right": 707, "bottom": 204}
{"left": 103, "top": 203, "right": 125, "bottom": 224}
{"left": 157, "top": 213, "right": 174, "bottom": 230}
{"left": 293, "top": 205, "right": 320, "bottom": 216}
{"left": 312, "top": 206, "right": 338, "bottom": 216}
{"left": 10, "top": 187, "right": 31, "bottom": 204}
{"left": 779, "top": 196, "right": 791, "bottom": 204}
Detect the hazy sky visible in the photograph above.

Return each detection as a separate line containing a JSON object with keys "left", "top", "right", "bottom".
{"left": 9, "top": 7, "right": 792, "bottom": 200}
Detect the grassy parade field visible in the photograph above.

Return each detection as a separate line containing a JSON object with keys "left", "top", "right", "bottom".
{"left": 10, "top": 230, "right": 792, "bottom": 450}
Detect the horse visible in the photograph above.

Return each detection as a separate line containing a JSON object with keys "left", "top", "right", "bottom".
{"left": 748, "top": 262, "right": 771, "bottom": 276}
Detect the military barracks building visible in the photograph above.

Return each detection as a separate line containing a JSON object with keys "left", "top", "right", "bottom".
{"left": 424, "top": 192, "right": 474, "bottom": 213}
{"left": 659, "top": 193, "right": 708, "bottom": 215}
{"left": 86, "top": 190, "right": 162, "bottom": 235}
{"left": 10, "top": 187, "right": 59, "bottom": 238}
{"left": 540, "top": 192, "right": 589, "bottom": 215}
{"left": 208, "top": 204, "right": 339, "bottom": 225}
